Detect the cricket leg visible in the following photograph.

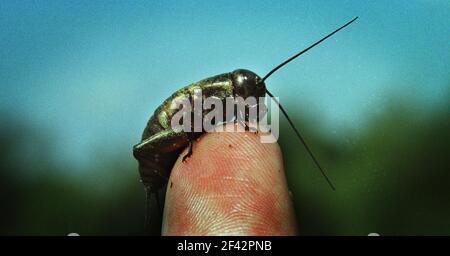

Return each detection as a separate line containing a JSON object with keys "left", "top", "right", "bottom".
{"left": 144, "top": 186, "right": 165, "bottom": 235}
{"left": 182, "top": 131, "right": 195, "bottom": 162}
{"left": 236, "top": 107, "right": 251, "bottom": 131}
{"left": 134, "top": 129, "right": 189, "bottom": 235}
{"left": 182, "top": 92, "right": 200, "bottom": 162}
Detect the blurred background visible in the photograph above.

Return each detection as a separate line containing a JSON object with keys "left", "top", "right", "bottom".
{"left": 0, "top": 0, "right": 449, "bottom": 235}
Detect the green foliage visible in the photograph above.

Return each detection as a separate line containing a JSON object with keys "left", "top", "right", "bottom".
{"left": 282, "top": 101, "right": 450, "bottom": 235}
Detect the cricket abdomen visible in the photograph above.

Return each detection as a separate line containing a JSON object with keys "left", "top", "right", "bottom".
{"left": 134, "top": 72, "right": 235, "bottom": 191}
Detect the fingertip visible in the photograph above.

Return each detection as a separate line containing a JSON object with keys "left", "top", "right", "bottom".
{"left": 162, "top": 124, "right": 298, "bottom": 235}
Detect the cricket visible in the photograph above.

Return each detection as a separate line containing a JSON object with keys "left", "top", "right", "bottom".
{"left": 133, "top": 17, "right": 358, "bottom": 233}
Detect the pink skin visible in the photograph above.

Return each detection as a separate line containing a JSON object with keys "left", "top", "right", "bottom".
{"left": 162, "top": 123, "right": 298, "bottom": 235}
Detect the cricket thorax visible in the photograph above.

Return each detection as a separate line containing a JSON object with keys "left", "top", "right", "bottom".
{"left": 151, "top": 74, "right": 234, "bottom": 131}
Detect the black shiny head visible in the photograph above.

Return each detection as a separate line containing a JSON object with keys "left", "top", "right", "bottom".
{"left": 231, "top": 69, "right": 266, "bottom": 98}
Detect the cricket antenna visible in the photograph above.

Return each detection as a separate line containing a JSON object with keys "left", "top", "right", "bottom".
{"left": 258, "top": 17, "right": 359, "bottom": 190}
{"left": 266, "top": 89, "right": 335, "bottom": 190}
{"left": 261, "top": 16, "right": 358, "bottom": 82}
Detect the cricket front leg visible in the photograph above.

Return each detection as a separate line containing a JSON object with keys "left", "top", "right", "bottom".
{"left": 182, "top": 91, "right": 202, "bottom": 162}
{"left": 182, "top": 132, "right": 195, "bottom": 162}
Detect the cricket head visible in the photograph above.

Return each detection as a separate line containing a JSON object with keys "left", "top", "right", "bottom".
{"left": 231, "top": 69, "right": 266, "bottom": 99}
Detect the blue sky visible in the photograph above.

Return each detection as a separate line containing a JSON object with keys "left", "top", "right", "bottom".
{"left": 1, "top": 1, "right": 449, "bottom": 168}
